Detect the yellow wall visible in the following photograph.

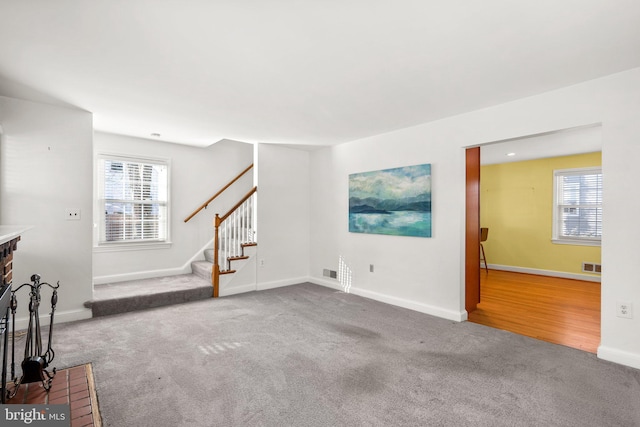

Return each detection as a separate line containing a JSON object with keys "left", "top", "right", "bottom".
{"left": 480, "top": 152, "right": 601, "bottom": 276}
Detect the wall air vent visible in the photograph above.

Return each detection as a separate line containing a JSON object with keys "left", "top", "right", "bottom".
{"left": 323, "top": 269, "right": 337, "bottom": 279}
{"left": 582, "top": 262, "right": 602, "bottom": 274}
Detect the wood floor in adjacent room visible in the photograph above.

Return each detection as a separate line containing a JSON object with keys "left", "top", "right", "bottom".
{"left": 468, "top": 269, "right": 601, "bottom": 353}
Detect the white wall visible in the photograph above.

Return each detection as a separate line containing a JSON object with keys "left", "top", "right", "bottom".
{"left": 93, "top": 132, "right": 253, "bottom": 283}
{"left": 309, "top": 125, "right": 467, "bottom": 321}
{"left": 256, "top": 144, "right": 310, "bottom": 289}
{"left": 309, "top": 68, "right": 640, "bottom": 369}
{"left": 0, "top": 96, "right": 94, "bottom": 325}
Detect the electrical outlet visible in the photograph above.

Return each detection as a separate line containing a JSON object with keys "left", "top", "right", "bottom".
{"left": 616, "top": 301, "right": 633, "bottom": 319}
{"left": 370, "top": 264, "right": 374, "bottom": 273}
{"left": 259, "top": 259, "right": 265, "bottom": 268}
{"left": 66, "top": 208, "right": 81, "bottom": 220}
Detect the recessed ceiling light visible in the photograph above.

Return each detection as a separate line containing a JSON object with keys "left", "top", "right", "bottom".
{"left": 506, "top": 152, "right": 516, "bottom": 157}
{"left": 151, "top": 133, "right": 161, "bottom": 138}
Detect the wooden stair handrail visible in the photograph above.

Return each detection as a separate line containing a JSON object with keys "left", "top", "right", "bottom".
{"left": 216, "top": 186, "right": 258, "bottom": 225}
{"left": 184, "top": 163, "right": 254, "bottom": 223}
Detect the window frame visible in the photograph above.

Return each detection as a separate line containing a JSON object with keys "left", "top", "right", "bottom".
{"left": 552, "top": 166, "right": 602, "bottom": 247}
{"left": 94, "top": 153, "right": 171, "bottom": 251}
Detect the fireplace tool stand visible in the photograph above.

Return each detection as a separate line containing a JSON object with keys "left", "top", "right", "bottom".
{"left": 7, "top": 274, "right": 59, "bottom": 400}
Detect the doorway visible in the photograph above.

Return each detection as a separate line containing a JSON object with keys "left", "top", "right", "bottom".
{"left": 464, "top": 126, "right": 603, "bottom": 352}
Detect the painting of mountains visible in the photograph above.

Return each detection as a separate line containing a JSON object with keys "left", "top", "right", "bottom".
{"left": 349, "top": 163, "right": 431, "bottom": 237}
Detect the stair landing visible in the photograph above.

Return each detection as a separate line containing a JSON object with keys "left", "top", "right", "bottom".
{"left": 87, "top": 274, "right": 213, "bottom": 317}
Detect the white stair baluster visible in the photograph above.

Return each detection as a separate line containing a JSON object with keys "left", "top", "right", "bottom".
{"left": 242, "top": 200, "right": 247, "bottom": 243}
{"left": 241, "top": 201, "right": 246, "bottom": 244}
{"left": 224, "top": 219, "right": 229, "bottom": 270}
{"left": 220, "top": 220, "right": 225, "bottom": 271}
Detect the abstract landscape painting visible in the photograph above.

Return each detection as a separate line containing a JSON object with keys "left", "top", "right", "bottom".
{"left": 349, "top": 164, "right": 432, "bottom": 237}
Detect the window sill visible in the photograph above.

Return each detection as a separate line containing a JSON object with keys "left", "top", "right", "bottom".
{"left": 94, "top": 241, "right": 172, "bottom": 252}
{"left": 551, "top": 238, "right": 601, "bottom": 247}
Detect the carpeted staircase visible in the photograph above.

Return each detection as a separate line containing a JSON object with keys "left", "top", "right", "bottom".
{"left": 191, "top": 249, "right": 216, "bottom": 281}
{"left": 87, "top": 242, "right": 256, "bottom": 317}
{"left": 191, "top": 242, "right": 257, "bottom": 282}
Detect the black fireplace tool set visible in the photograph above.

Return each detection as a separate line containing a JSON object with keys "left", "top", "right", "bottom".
{"left": 4, "top": 274, "right": 59, "bottom": 401}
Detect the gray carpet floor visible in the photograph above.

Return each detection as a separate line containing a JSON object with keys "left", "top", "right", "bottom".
{"left": 20, "top": 283, "right": 640, "bottom": 426}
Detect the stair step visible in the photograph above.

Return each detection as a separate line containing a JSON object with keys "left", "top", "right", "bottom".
{"left": 194, "top": 241, "right": 257, "bottom": 289}
{"left": 86, "top": 274, "right": 212, "bottom": 317}
{"left": 191, "top": 260, "right": 212, "bottom": 281}
{"left": 203, "top": 242, "right": 256, "bottom": 264}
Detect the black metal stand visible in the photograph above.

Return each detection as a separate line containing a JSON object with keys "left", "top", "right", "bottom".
{"left": 0, "top": 283, "right": 11, "bottom": 404}
{"left": 7, "top": 274, "right": 59, "bottom": 400}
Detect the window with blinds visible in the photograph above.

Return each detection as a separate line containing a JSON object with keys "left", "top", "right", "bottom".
{"left": 98, "top": 156, "right": 169, "bottom": 245}
{"left": 553, "top": 167, "right": 602, "bottom": 245}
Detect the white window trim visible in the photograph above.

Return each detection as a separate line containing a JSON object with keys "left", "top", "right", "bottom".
{"left": 94, "top": 153, "right": 172, "bottom": 250}
{"left": 552, "top": 166, "right": 601, "bottom": 247}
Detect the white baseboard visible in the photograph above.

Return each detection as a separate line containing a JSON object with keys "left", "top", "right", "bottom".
{"left": 597, "top": 345, "right": 640, "bottom": 370}
{"left": 309, "top": 277, "right": 466, "bottom": 322}
{"left": 489, "top": 264, "right": 601, "bottom": 283}
{"left": 11, "top": 308, "right": 93, "bottom": 330}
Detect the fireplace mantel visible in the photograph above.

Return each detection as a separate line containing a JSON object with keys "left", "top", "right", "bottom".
{"left": 0, "top": 225, "right": 30, "bottom": 246}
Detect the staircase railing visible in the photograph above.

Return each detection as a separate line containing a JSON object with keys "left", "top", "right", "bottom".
{"left": 183, "top": 163, "right": 253, "bottom": 223}
{"left": 212, "top": 186, "right": 257, "bottom": 297}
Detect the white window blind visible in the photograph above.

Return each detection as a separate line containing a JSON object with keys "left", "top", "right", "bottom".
{"left": 98, "top": 156, "right": 169, "bottom": 244}
{"left": 553, "top": 167, "right": 602, "bottom": 245}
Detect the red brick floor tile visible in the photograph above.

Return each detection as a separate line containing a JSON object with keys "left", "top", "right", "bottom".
{"left": 69, "top": 367, "right": 86, "bottom": 376}
{"left": 69, "top": 377, "right": 87, "bottom": 388}
{"left": 48, "top": 395, "right": 70, "bottom": 405}
{"left": 51, "top": 375, "right": 68, "bottom": 387}
{"left": 48, "top": 386, "right": 70, "bottom": 400}
{"left": 70, "top": 397, "right": 91, "bottom": 411}
{"left": 69, "top": 383, "right": 87, "bottom": 395}
{"left": 69, "top": 389, "right": 90, "bottom": 402}
{"left": 71, "top": 413, "right": 93, "bottom": 427}
{"left": 72, "top": 404, "right": 93, "bottom": 418}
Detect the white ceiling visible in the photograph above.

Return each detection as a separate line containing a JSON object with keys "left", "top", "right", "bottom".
{"left": 1, "top": 1, "right": 639, "bottom": 148}
{"left": 480, "top": 124, "right": 602, "bottom": 165}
